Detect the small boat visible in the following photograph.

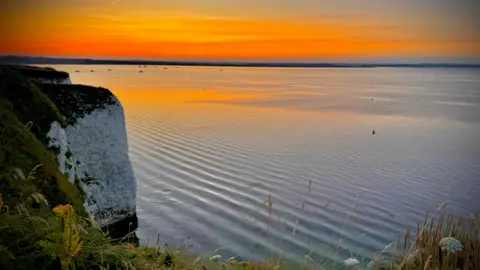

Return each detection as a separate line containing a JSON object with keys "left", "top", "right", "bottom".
{"left": 139, "top": 70, "right": 143, "bottom": 73}
{"left": 90, "top": 70, "right": 94, "bottom": 72}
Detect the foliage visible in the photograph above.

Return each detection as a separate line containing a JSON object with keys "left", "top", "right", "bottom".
{"left": 40, "top": 83, "right": 117, "bottom": 125}
{"left": 0, "top": 67, "right": 86, "bottom": 269}
{"left": 8, "top": 65, "right": 70, "bottom": 84}
{"left": 0, "top": 68, "right": 66, "bottom": 144}
{"left": 0, "top": 99, "right": 86, "bottom": 215}
{"left": 39, "top": 204, "right": 83, "bottom": 269}
{"left": 372, "top": 213, "right": 480, "bottom": 270}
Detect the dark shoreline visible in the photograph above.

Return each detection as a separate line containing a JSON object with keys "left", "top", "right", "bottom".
{"left": 1, "top": 55, "right": 479, "bottom": 68}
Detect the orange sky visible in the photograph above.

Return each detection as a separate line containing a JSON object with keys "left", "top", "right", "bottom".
{"left": 1, "top": 0, "right": 479, "bottom": 61}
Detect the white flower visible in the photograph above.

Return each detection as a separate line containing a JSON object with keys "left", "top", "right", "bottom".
{"left": 344, "top": 257, "right": 360, "bottom": 266}
{"left": 226, "top": 257, "right": 237, "bottom": 265}
{"left": 208, "top": 255, "right": 222, "bottom": 262}
{"left": 439, "top": 237, "right": 463, "bottom": 253}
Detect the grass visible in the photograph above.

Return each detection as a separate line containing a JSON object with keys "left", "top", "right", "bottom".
{"left": 0, "top": 183, "right": 281, "bottom": 269}
{"left": 2, "top": 172, "right": 478, "bottom": 270}
{"left": 377, "top": 213, "right": 480, "bottom": 270}
{"left": 39, "top": 83, "right": 117, "bottom": 125}
{"left": 0, "top": 65, "right": 70, "bottom": 84}
{"left": 0, "top": 68, "right": 66, "bottom": 144}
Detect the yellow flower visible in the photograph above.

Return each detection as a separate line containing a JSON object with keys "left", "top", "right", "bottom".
{"left": 52, "top": 204, "right": 73, "bottom": 216}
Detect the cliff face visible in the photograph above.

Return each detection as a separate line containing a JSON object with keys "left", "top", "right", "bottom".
{"left": 0, "top": 66, "right": 136, "bottom": 228}
{"left": 43, "top": 83, "right": 136, "bottom": 225}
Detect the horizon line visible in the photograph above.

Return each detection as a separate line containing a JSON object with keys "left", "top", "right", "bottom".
{"left": 1, "top": 54, "right": 480, "bottom": 68}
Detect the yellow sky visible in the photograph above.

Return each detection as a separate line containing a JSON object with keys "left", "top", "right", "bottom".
{"left": 1, "top": 0, "right": 479, "bottom": 61}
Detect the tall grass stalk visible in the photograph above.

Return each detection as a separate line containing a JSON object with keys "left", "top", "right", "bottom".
{"left": 384, "top": 213, "right": 480, "bottom": 270}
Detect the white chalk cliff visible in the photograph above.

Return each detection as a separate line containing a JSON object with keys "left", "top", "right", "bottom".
{"left": 45, "top": 75, "right": 136, "bottom": 226}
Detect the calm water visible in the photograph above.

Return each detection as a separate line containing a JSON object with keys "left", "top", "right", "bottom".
{"left": 55, "top": 65, "right": 479, "bottom": 267}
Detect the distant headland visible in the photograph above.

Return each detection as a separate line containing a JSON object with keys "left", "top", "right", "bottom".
{"left": 1, "top": 55, "right": 479, "bottom": 68}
